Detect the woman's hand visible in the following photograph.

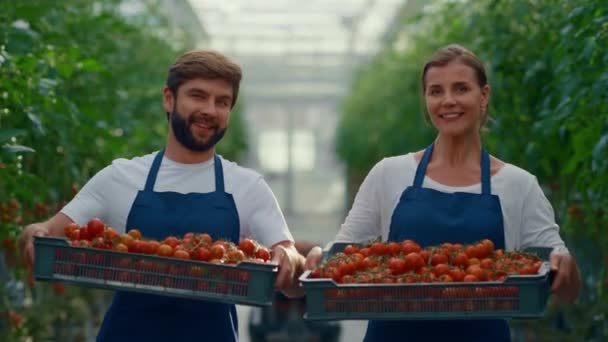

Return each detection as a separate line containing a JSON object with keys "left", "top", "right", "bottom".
{"left": 550, "top": 251, "right": 582, "bottom": 303}
{"left": 304, "top": 246, "right": 323, "bottom": 271}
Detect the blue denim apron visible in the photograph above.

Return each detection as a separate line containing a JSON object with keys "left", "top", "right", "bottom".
{"left": 364, "top": 144, "right": 509, "bottom": 342}
{"left": 97, "top": 150, "right": 240, "bottom": 342}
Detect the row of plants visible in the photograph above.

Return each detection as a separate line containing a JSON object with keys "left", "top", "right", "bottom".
{"left": 336, "top": 0, "right": 607, "bottom": 339}
{"left": 0, "top": 1, "right": 248, "bottom": 340}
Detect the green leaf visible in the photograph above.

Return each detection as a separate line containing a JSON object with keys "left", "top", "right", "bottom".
{"left": 27, "top": 112, "right": 45, "bottom": 135}
{"left": 38, "top": 78, "right": 58, "bottom": 95}
{"left": 79, "top": 59, "right": 105, "bottom": 72}
{"left": 2, "top": 144, "right": 36, "bottom": 153}
{"left": 593, "top": 133, "right": 608, "bottom": 160}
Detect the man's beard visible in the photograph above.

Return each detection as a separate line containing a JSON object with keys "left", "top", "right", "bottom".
{"left": 170, "top": 109, "right": 226, "bottom": 152}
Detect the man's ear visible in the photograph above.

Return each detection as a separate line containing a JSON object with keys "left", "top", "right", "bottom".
{"left": 163, "top": 86, "right": 174, "bottom": 114}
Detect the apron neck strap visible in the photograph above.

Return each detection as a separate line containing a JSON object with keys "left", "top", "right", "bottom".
{"left": 213, "top": 154, "right": 225, "bottom": 193}
{"left": 413, "top": 144, "right": 492, "bottom": 194}
{"left": 144, "top": 150, "right": 225, "bottom": 193}
{"left": 413, "top": 144, "right": 433, "bottom": 188}
{"left": 481, "top": 147, "right": 491, "bottom": 195}
{"left": 144, "top": 149, "right": 165, "bottom": 191}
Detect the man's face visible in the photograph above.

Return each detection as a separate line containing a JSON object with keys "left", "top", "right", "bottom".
{"left": 163, "top": 78, "right": 233, "bottom": 152}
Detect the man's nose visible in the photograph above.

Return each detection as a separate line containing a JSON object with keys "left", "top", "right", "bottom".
{"left": 200, "top": 98, "right": 219, "bottom": 116}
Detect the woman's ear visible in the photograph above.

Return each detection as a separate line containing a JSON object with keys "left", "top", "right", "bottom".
{"left": 481, "top": 84, "right": 491, "bottom": 113}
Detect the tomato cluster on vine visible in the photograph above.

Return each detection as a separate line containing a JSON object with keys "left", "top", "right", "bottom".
{"left": 310, "top": 239, "right": 543, "bottom": 284}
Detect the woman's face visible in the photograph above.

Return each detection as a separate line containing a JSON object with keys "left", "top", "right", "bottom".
{"left": 424, "top": 61, "right": 489, "bottom": 137}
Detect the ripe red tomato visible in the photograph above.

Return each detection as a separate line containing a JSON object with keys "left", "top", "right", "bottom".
{"left": 338, "top": 260, "right": 356, "bottom": 276}
{"left": 448, "top": 268, "right": 466, "bottom": 282}
{"left": 451, "top": 243, "right": 464, "bottom": 252}
{"left": 65, "top": 228, "right": 80, "bottom": 241}
{"left": 129, "top": 240, "right": 146, "bottom": 254}
{"left": 464, "top": 245, "right": 478, "bottom": 259}
{"left": 255, "top": 247, "right": 271, "bottom": 261}
{"left": 419, "top": 250, "right": 431, "bottom": 264}
{"left": 64, "top": 223, "right": 79, "bottom": 236}
{"left": 359, "top": 247, "right": 371, "bottom": 257}
{"left": 451, "top": 252, "right": 469, "bottom": 268}
{"left": 404, "top": 252, "right": 425, "bottom": 271}
{"left": 480, "top": 258, "right": 494, "bottom": 269}
{"left": 388, "top": 257, "right": 407, "bottom": 275}
{"left": 386, "top": 242, "right": 401, "bottom": 256}
{"left": 87, "top": 218, "right": 105, "bottom": 238}
{"left": 198, "top": 233, "right": 213, "bottom": 245}
{"left": 481, "top": 239, "right": 495, "bottom": 254}
{"left": 210, "top": 244, "right": 226, "bottom": 260}
{"left": 191, "top": 246, "right": 211, "bottom": 261}
{"left": 173, "top": 250, "right": 190, "bottom": 259}
{"left": 157, "top": 244, "right": 174, "bottom": 257}
{"left": 468, "top": 257, "right": 481, "bottom": 266}
{"left": 127, "top": 229, "right": 142, "bottom": 240}
{"left": 163, "top": 236, "right": 180, "bottom": 248}
{"left": 119, "top": 233, "right": 134, "bottom": 247}
{"left": 142, "top": 241, "right": 160, "bottom": 255}
{"left": 79, "top": 226, "right": 91, "bottom": 241}
{"left": 475, "top": 243, "right": 490, "bottom": 259}
{"left": 343, "top": 244, "right": 360, "bottom": 255}
{"left": 113, "top": 243, "right": 128, "bottom": 253}
{"left": 238, "top": 239, "right": 256, "bottom": 256}
{"left": 431, "top": 252, "right": 449, "bottom": 266}
{"left": 463, "top": 274, "right": 479, "bottom": 282}
{"left": 370, "top": 242, "right": 387, "bottom": 256}
{"left": 104, "top": 227, "right": 119, "bottom": 242}
{"left": 466, "top": 265, "right": 487, "bottom": 281}
{"left": 432, "top": 263, "right": 450, "bottom": 277}
{"left": 227, "top": 249, "right": 246, "bottom": 264}
{"left": 402, "top": 241, "right": 422, "bottom": 254}
{"left": 183, "top": 232, "right": 194, "bottom": 241}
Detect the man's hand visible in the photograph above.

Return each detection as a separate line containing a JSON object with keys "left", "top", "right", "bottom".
{"left": 550, "top": 251, "right": 582, "bottom": 304}
{"left": 19, "top": 224, "right": 49, "bottom": 269}
{"left": 272, "top": 242, "right": 306, "bottom": 298}
{"left": 18, "top": 213, "right": 73, "bottom": 269}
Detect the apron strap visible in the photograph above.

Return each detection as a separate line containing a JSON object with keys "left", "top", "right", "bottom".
{"left": 481, "top": 147, "right": 491, "bottom": 195}
{"left": 144, "top": 149, "right": 165, "bottom": 192}
{"left": 214, "top": 154, "right": 225, "bottom": 193}
{"left": 414, "top": 144, "right": 492, "bottom": 194}
{"left": 413, "top": 144, "right": 434, "bottom": 188}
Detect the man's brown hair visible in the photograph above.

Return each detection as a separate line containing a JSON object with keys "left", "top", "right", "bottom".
{"left": 166, "top": 50, "right": 242, "bottom": 108}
